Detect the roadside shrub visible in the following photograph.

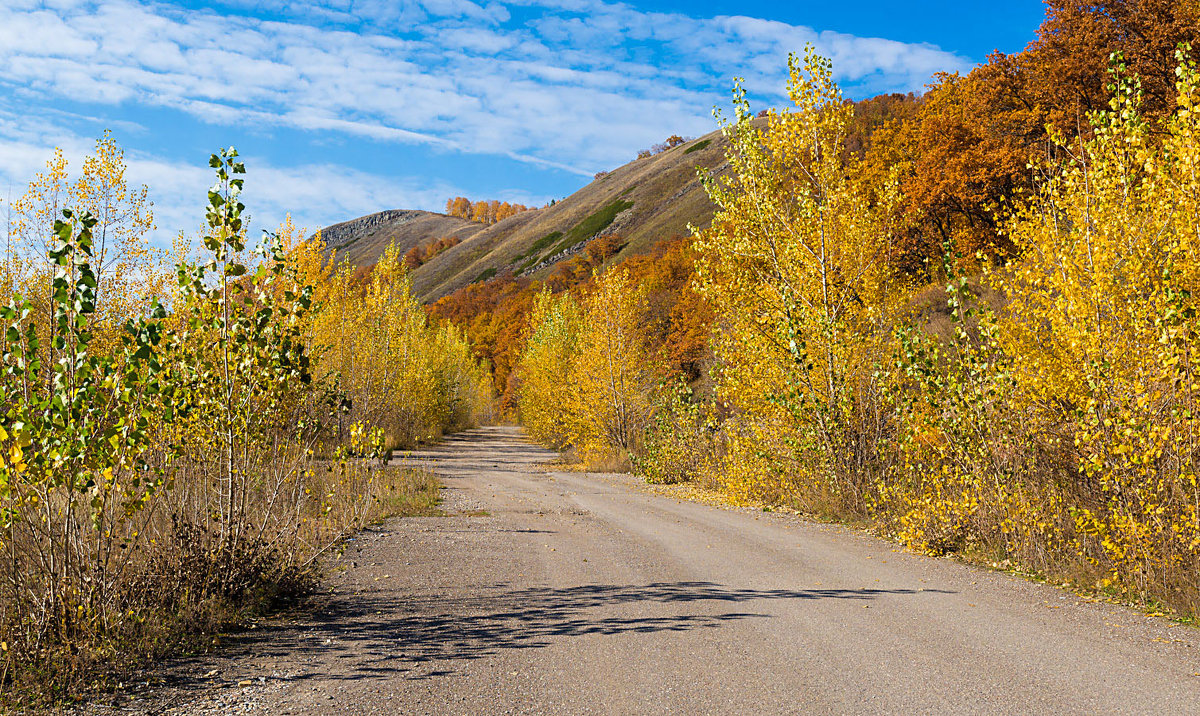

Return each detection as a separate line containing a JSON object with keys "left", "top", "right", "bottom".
{"left": 638, "top": 382, "right": 721, "bottom": 484}
{"left": 988, "top": 53, "right": 1200, "bottom": 608}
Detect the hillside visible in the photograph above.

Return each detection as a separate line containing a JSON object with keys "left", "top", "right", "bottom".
{"left": 318, "top": 209, "right": 486, "bottom": 267}
{"left": 315, "top": 128, "right": 728, "bottom": 301}
{"left": 410, "top": 130, "right": 726, "bottom": 301}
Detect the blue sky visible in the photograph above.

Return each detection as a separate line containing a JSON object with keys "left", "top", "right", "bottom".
{"left": 0, "top": 0, "right": 1046, "bottom": 247}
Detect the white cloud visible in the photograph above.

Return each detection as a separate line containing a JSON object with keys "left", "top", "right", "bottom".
{"left": 0, "top": 0, "right": 971, "bottom": 177}
{"left": 0, "top": 0, "right": 970, "bottom": 250}
{"left": 119, "top": 153, "right": 470, "bottom": 244}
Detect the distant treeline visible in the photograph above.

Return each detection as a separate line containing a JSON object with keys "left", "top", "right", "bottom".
{"left": 445, "top": 196, "right": 532, "bottom": 225}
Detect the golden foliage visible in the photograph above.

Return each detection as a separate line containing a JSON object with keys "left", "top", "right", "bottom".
{"left": 569, "top": 268, "right": 660, "bottom": 462}
{"left": 517, "top": 267, "right": 661, "bottom": 464}
{"left": 991, "top": 53, "right": 1200, "bottom": 599}
{"left": 445, "top": 196, "right": 531, "bottom": 224}
{"left": 314, "top": 243, "right": 493, "bottom": 450}
{"left": 694, "top": 49, "right": 905, "bottom": 509}
{"left": 8, "top": 132, "right": 164, "bottom": 328}
{"left": 516, "top": 288, "right": 583, "bottom": 449}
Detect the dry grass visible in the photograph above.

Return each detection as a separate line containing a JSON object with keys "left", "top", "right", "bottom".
{"left": 408, "top": 124, "right": 730, "bottom": 302}
{"left": 549, "top": 446, "right": 634, "bottom": 474}
{"left": 372, "top": 468, "right": 443, "bottom": 519}
{"left": 583, "top": 448, "right": 635, "bottom": 474}
{"left": 0, "top": 463, "right": 442, "bottom": 711}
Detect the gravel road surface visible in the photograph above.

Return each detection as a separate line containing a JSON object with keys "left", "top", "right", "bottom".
{"left": 118, "top": 425, "right": 1200, "bottom": 715}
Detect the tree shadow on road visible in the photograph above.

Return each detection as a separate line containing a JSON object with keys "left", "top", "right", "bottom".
{"left": 392, "top": 426, "right": 559, "bottom": 472}
{"left": 185, "top": 580, "right": 952, "bottom": 687}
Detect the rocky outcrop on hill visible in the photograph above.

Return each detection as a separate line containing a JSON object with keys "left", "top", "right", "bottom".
{"left": 318, "top": 209, "right": 427, "bottom": 249}
{"left": 313, "top": 209, "right": 485, "bottom": 267}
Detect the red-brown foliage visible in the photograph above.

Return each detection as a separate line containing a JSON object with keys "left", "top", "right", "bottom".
{"left": 404, "top": 235, "right": 461, "bottom": 269}
{"left": 860, "top": 0, "right": 1200, "bottom": 275}
{"left": 429, "top": 275, "right": 539, "bottom": 411}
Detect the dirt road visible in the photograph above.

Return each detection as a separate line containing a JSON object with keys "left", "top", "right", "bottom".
{"left": 132, "top": 425, "right": 1200, "bottom": 715}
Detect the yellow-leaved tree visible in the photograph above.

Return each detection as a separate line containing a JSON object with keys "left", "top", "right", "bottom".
{"left": 570, "top": 268, "right": 660, "bottom": 464}
{"left": 7, "top": 149, "right": 69, "bottom": 299}
{"left": 314, "top": 243, "right": 492, "bottom": 449}
{"left": 516, "top": 288, "right": 584, "bottom": 449}
{"left": 994, "top": 50, "right": 1200, "bottom": 604}
{"left": 7, "top": 133, "right": 163, "bottom": 360}
{"left": 694, "top": 48, "right": 904, "bottom": 509}
{"left": 71, "top": 130, "right": 160, "bottom": 320}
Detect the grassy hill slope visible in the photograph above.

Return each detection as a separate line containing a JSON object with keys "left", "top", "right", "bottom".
{"left": 410, "top": 130, "right": 725, "bottom": 301}
{"left": 314, "top": 127, "right": 728, "bottom": 301}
